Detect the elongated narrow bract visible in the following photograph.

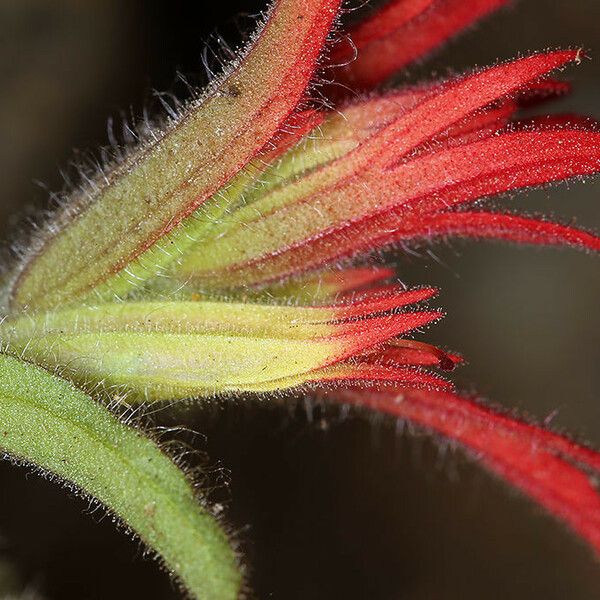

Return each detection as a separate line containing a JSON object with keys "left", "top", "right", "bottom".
{"left": 334, "top": 387, "right": 600, "bottom": 555}
{"left": 331, "top": 0, "right": 509, "bottom": 89}
{"left": 172, "top": 52, "right": 600, "bottom": 288}
{"left": 391, "top": 211, "right": 600, "bottom": 250}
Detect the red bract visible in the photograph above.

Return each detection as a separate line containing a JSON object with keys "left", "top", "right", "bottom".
{"left": 9, "top": 0, "right": 342, "bottom": 311}
{"left": 393, "top": 210, "right": 600, "bottom": 250}
{"left": 199, "top": 0, "right": 600, "bottom": 561}
{"left": 306, "top": 0, "right": 600, "bottom": 561}
{"left": 178, "top": 51, "right": 600, "bottom": 287}
{"left": 333, "top": 388, "right": 600, "bottom": 554}
{"left": 331, "top": 0, "right": 510, "bottom": 89}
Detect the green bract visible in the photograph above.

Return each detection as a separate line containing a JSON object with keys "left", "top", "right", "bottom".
{"left": 0, "top": 295, "right": 441, "bottom": 400}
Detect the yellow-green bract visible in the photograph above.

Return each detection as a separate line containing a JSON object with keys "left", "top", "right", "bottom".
{"left": 1, "top": 296, "right": 440, "bottom": 401}
{"left": 0, "top": 354, "right": 241, "bottom": 600}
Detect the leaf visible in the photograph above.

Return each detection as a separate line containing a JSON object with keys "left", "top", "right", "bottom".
{"left": 9, "top": 0, "right": 341, "bottom": 313}
{"left": 0, "top": 354, "right": 241, "bottom": 600}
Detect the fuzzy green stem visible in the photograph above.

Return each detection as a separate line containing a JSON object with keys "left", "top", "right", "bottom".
{"left": 0, "top": 354, "right": 241, "bottom": 599}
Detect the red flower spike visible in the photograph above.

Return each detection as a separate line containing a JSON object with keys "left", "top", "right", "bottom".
{"left": 332, "top": 388, "right": 600, "bottom": 555}
{"left": 5, "top": 0, "right": 600, "bottom": 595}
{"left": 331, "top": 0, "right": 510, "bottom": 90}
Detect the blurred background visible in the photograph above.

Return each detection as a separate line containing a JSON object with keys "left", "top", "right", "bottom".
{"left": 0, "top": 0, "right": 599, "bottom": 598}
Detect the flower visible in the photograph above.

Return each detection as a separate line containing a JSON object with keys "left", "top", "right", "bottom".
{"left": 2, "top": 0, "right": 600, "bottom": 595}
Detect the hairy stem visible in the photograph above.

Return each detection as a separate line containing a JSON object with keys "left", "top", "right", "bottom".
{"left": 0, "top": 354, "right": 241, "bottom": 600}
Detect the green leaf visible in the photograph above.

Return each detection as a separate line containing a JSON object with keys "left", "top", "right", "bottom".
{"left": 0, "top": 354, "right": 241, "bottom": 600}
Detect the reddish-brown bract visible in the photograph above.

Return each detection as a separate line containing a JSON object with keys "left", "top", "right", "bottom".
{"left": 10, "top": 0, "right": 342, "bottom": 311}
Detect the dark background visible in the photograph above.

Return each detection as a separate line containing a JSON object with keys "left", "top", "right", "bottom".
{"left": 0, "top": 1, "right": 599, "bottom": 598}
